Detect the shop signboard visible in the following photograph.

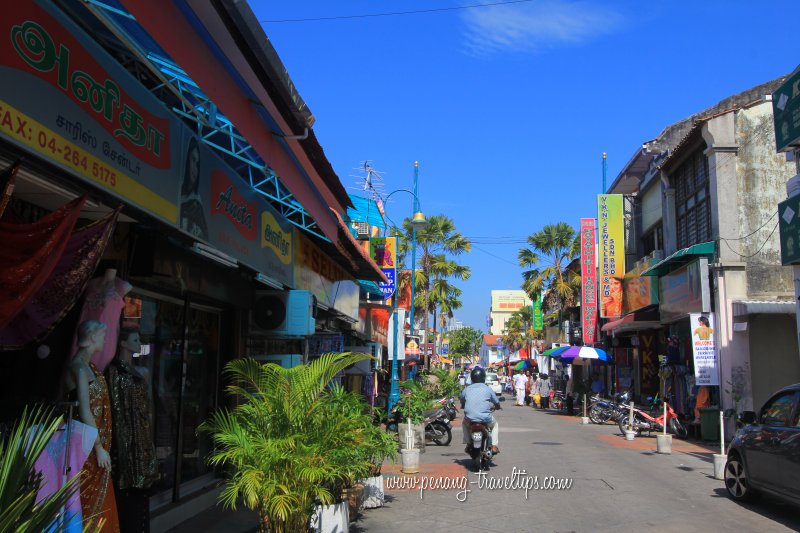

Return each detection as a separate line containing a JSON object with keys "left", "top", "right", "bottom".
{"left": 580, "top": 218, "right": 598, "bottom": 344}
{"left": 659, "top": 258, "right": 711, "bottom": 323}
{"left": 0, "top": 1, "right": 296, "bottom": 285}
{"left": 491, "top": 290, "right": 528, "bottom": 312}
{"left": 778, "top": 194, "right": 800, "bottom": 265}
{"left": 294, "top": 229, "right": 359, "bottom": 321}
{"left": 689, "top": 312, "right": 719, "bottom": 386}
{"left": 369, "top": 236, "right": 397, "bottom": 297}
{"left": 597, "top": 194, "right": 625, "bottom": 318}
{"left": 621, "top": 257, "right": 660, "bottom": 315}
{"left": 405, "top": 335, "right": 420, "bottom": 356}
{"left": 772, "top": 65, "right": 800, "bottom": 152}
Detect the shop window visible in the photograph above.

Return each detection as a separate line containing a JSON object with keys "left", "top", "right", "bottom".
{"left": 641, "top": 223, "right": 662, "bottom": 257}
{"left": 674, "top": 149, "right": 711, "bottom": 249}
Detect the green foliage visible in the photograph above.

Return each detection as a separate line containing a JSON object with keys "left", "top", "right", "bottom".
{"left": 397, "top": 380, "right": 435, "bottom": 424}
{"left": 0, "top": 406, "right": 83, "bottom": 533}
{"left": 448, "top": 327, "right": 483, "bottom": 360}
{"left": 427, "top": 369, "right": 462, "bottom": 399}
{"left": 200, "top": 352, "right": 384, "bottom": 533}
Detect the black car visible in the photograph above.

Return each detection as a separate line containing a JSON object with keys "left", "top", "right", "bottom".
{"left": 724, "top": 383, "right": 800, "bottom": 506}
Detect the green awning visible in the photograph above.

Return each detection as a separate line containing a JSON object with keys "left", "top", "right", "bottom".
{"left": 641, "top": 241, "right": 716, "bottom": 277}
{"left": 358, "top": 279, "right": 385, "bottom": 298}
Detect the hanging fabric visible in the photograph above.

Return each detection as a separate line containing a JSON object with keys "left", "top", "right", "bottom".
{"left": 0, "top": 195, "right": 86, "bottom": 328}
{"left": 0, "top": 159, "right": 20, "bottom": 218}
{"left": 0, "top": 206, "right": 120, "bottom": 349}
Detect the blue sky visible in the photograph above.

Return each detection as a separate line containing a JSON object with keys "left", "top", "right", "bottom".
{"left": 255, "top": 1, "right": 798, "bottom": 332}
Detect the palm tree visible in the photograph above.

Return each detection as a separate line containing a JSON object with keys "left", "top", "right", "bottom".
{"left": 199, "top": 352, "right": 373, "bottom": 533}
{"left": 518, "top": 222, "right": 581, "bottom": 340}
{"left": 397, "top": 215, "right": 471, "bottom": 368}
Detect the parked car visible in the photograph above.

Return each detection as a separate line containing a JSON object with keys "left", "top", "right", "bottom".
{"left": 485, "top": 372, "right": 502, "bottom": 395}
{"left": 724, "top": 383, "right": 800, "bottom": 507}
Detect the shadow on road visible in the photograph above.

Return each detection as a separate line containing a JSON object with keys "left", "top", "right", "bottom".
{"left": 711, "top": 488, "right": 800, "bottom": 529}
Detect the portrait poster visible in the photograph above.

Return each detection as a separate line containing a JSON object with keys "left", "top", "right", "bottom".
{"left": 690, "top": 313, "right": 718, "bottom": 385}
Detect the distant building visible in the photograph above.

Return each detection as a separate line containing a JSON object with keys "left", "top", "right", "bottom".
{"left": 445, "top": 319, "right": 465, "bottom": 333}
{"left": 488, "top": 290, "right": 531, "bottom": 335}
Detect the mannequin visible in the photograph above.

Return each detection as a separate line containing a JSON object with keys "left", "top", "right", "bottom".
{"left": 72, "top": 268, "right": 133, "bottom": 371}
{"left": 107, "top": 327, "right": 158, "bottom": 533}
{"left": 63, "top": 320, "right": 120, "bottom": 532}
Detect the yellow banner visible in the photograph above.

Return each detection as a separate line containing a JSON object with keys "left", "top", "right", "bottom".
{"left": 598, "top": 194, "right": 625, "bottom": 317}
{"left": 0, "top": 100, "right": 177, "bottom": 223}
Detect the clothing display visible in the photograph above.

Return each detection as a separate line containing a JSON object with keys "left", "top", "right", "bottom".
{"left": 72, "top": 275, "right": 132, "bottom": 371}
{"left": 107, "top": 359, "right": 158, "bottom": 491}
{"left": 0, "top": 208, "right": 120, "bottom": 350}
{"left": 0, "top": 159, "right": 20, "bottom": 218}
{"left": 0, "top": 195, "right": 86, "bottom": 328}
{"left": 69, "top": 362, "right": 120, "bottom": 532}
{"left": 35, "top": 419, "right": 98, "bottom": 533}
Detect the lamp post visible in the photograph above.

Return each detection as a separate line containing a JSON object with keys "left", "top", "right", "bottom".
{"left": 385, "top": 165, "right": 428, "bottom": 414}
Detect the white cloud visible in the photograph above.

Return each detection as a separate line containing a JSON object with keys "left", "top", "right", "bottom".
{"left": 460, "top": 1, "right": 624, "bottom": 57}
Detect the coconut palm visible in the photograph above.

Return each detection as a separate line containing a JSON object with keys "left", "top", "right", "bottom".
{"left": 518, "top": 222, "right": 581, "bottom": 339}
{"left": 199, "top": 352, "right": 374, "bottom": 533}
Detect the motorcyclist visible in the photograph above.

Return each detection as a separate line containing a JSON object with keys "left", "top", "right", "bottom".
{"left": 460, "top": 367, "right": 501, "bottom": 454}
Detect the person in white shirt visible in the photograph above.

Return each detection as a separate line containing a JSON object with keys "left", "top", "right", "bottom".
{"left": 512, "top": 371, "right": 529, "bottom": 406}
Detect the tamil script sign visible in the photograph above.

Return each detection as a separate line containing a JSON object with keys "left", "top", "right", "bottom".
{"left": 690, "top": 313, "right": 718, "bottom": 386}
{"left": 772, "top": 65, "right": 800, "bottom": 152}
{"left": 580, "top": 218, "right": 597, "bottom": 344}
{"left": 598, "top": 195, "right": 625, "bottom": 317}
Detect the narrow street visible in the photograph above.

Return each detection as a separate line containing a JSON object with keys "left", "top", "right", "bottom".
{"left": 354, "top": 395, "right": 800, "bottom": 532}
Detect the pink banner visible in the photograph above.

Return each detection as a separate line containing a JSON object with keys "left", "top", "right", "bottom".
{"left": 580, "top": 218, "right": 597, "bottom": 344}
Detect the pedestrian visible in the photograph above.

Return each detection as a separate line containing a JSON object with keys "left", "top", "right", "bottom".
{"left": 524, "top": 370, "right": 532, "bottom": 406}
{"left": 512, "top": 370, "right": 528, "bottom": 406}
{"left": 539, "top": 374, "right": 551, "bottom": 409}
{"left": 565, "top": 374, "right": 575, "bottom": 415}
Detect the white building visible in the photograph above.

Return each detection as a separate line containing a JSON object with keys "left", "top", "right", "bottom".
{"left": 488, "top": 290, "right": 531, "bottom": 335}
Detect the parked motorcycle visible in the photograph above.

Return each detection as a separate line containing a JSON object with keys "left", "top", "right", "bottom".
{"left": 464, "top": 405, "right": 501, "bottom": 472}
{"left": 588, "top": 391, "right": 631, "bottom": 424}
{"left": 617, "top": 400, "right": 688, "bottom": 438}
{"left": 386, "top": 405, "right": 453, "bottom": 446}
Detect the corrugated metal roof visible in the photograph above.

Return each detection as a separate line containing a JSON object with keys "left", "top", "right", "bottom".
{"left": 347, "top": 195, "right": 385, "bottom": 229}
{"left": 732, "top": 300, "right": 795, "bottom": 317}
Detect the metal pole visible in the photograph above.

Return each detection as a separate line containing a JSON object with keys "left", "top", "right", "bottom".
{"left": 410, "top": 161, "right": 419, "bottom": 367}
{"left": 389, "top": 288, "right": 400, "bottom": 414}
{"left": 602, "top": 152, "right": 607, "bottom": 193}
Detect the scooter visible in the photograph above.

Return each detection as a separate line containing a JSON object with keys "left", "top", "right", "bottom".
{"left": 588, "top": 391, "right": 631, "bottom": 424}
{"left": 464, "top": 405, "right": 501, "bottom": 472}
{"left": 386, "top": 405, "right": 453, "bottom": 446}
{"left": 617, "top": 400, "right": 688, "bottom": 438}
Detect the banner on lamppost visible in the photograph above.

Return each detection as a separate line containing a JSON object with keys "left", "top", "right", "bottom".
{"left": 369, "top": 236, "right": 397, "bottom": 297}
{"left": 598, "top": 194, "right": 625, "bottom": 318}
{"left": 690, "top": 312, "right": 718, "bottom": 385}
{"left": 533, "top": 295, "right": 543, "bottom": 331}
{"left": 580, "top": 218, "right": 598, "bottom": 344}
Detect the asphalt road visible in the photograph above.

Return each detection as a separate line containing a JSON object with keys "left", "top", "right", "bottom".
{"left": 353, "top": 394, "right": 800, "bottom": 533}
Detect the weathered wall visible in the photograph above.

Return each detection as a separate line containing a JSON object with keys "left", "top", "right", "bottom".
{"left": 735, "top": 103, "right": 796, "bottom": 298}
{"left": 748, "top": 313, "right": 800, "bottom": 408}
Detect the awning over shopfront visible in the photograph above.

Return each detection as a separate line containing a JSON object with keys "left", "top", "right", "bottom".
{"left": 358, "top": 280, "right": 384, "bottom": 298}
{"left": 641, "top": 241, "right": 716, "bottom": 277}
{"left": 732, "top": 300, "right": 796, "bottom": 317}
{"left": 601, "top": 310, "right": 662, "bottom": 334}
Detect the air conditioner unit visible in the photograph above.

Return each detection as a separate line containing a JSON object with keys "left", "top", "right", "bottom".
{"left": 355, "top": 222, "right": 369, "bottom": 238}
{"left": 251, "top": 354, "right": 302, "bottom": 368}
{"left": 251, "top": 290, "right": 316, "bottom": 337}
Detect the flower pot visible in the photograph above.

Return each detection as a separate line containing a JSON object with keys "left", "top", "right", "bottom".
{"left": 713, "top": 453, "right": 726, "bottom": 480}
{"left": 398, "top": 423, "right": 425, "bottom": 452}
{"left": 342, "top": 483, "right": 364, "bottom": 520}
{"left": 361, "top": 475, "right": 385, "bottom": 509}
{"left": 310, "top": 501, "right": 349, "bottom": 533}
{"left": 656, "top": 434, "right": 672, "bottom": 454}
{"left": 401, "top": 448, "right": 420, "bottom": 474}
{"left": 624, "top": 429, "right": 636, "bottom": 441}
{"left": 581, "top": 416, "right": 590, "bottom": 425}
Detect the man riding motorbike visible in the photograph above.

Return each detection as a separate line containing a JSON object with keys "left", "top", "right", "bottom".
{"left": 460, "top": 367, "right": 501, "bottom": 454}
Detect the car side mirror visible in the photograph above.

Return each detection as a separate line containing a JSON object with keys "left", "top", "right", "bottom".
{"left": 738, "top": 411, "right": 757, "bottom": 427}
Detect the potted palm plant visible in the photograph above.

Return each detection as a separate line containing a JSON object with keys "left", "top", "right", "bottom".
{"left": 361, "top": 420, "right": 397, "bottom": 509}
{"left": 397, "top": 380, "right": 433, "bottom": 453}
{"left": 200, "top": 352, "right": 372, "bottom": 533}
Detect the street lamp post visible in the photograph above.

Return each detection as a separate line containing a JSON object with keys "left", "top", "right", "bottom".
{"left": 386, "top": 164, "right": 428, "bottom": 414}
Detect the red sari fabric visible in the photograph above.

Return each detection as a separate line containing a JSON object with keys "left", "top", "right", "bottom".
{"left": 0, "top": 206, "right": 120, "bottom": 349}
{"left": 0, "top": 160, "right": 20, "bottom": 218}
{"left": 0, "top": 195, "right": 86, "bottom": 328}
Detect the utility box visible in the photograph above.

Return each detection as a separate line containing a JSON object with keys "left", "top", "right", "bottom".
{"left": 700, "top": 407, "right": 721, "bottom": 441}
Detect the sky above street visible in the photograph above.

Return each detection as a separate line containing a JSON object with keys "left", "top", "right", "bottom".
{"left": 254, "top": 1, "right": 798, "bottom": 332}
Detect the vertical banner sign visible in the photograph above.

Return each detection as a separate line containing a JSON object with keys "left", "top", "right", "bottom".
{"left": 533, "top": 296, "right": 543, "bottom": 331}
{"left": 690, "top": 313, "right": 719, "bottom": 385}
{"left": 598, "top": 195, "right": 625, "bottom": 317}
{"left": 580, "top": 218, "right": 598, "bottom": 344}
{"left": 369, "top": 237, "right": 397, "bottom": 297}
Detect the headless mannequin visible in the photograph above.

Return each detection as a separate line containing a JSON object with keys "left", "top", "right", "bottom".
{"left": 65, "top": 321, "right": 111, "bottom": 470}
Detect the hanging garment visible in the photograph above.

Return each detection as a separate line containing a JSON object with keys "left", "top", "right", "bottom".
{"left": 35, "top": 419, "right": 98, "bottom": 533}
{"left": 0, "top": 195, "right": 86, "bottom": 328}
{"left": 0, "top": 160, "right": 20, "bottom": 218}
{"left": 0, "top": 207, "right": 119, "bottom": 350}
{"left": 72, "top": 275, "right": 131, "bottom": 371}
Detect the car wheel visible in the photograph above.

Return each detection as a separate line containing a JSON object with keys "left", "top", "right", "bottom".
{"left": 724, "top": 453, "right": 760, "bottom": 503}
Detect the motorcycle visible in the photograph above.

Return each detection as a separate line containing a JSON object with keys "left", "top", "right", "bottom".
{"left": 386, "top": 405, "right": 453, "bottom": 446}
{"left": 617, "top": 399, "right": 688, "bottom": 438}
{"left": 465, "top": 405, "right": 500, "bottom": 472}
{"left": 588, "top": 391, "right": 631, "bottom": 424}
{"left": 435, "top": 396, "right": 458, "bottom": 421}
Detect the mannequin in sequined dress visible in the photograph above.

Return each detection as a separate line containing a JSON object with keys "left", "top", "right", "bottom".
{"left": 63, "top": 320, "right": 120, "bottom": 532}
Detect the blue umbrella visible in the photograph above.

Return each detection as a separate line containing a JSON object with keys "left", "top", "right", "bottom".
{"left": 556, "top": 345, "right": 610, "bottom": 364}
